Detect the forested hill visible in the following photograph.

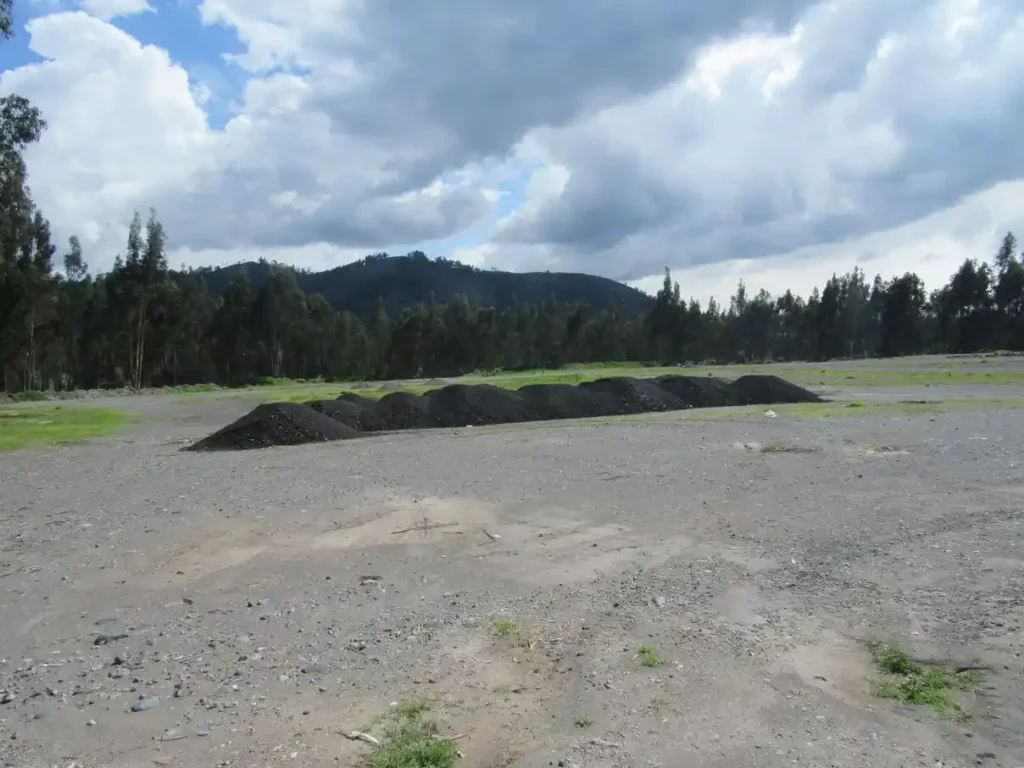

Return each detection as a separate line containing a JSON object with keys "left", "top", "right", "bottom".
{"left": 198, "top": 252, "right": 654, "bottom": 318}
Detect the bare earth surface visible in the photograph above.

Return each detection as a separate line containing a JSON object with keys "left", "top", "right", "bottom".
{"left": 2, "top": 365, "right": 1024, "bottom": 767}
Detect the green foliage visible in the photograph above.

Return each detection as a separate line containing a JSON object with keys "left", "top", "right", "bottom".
{"left": 172, "top": 382, "right": 220, "bottom": 393}
{"left": 636, "top": 644, "right": 663, "bottom": 668}
{"left": 491, "top": 618, "right": 533, "bottom": 648}
{"left": 368, "top": 698, "right": 460, "bottom": 768}
{"left": 0, "top": 405, "right": 131, "bottom": 451}
{"left": 491, "top": 619, "right": 521, "bottom": 637}
{"left": 255, "top": 376, "right": 302, "bottom": 387}
{"left": 11, "top": 389, "right": 48, "bottom": 401}
{"left": 868, "top": 642, "right": 982, "bottom": 721}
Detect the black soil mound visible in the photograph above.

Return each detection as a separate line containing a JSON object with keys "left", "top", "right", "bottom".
{"left": 373, "top": 391, "right": 432, "bottom": 431}
{"left": 191, "top": 373, "right": 823, "bottom": 450}
{"left": 186, "top": 402, "right": 359, "bottom": 451}
{"left": 578, "top": 377, "right": 685, "bottom": 415}
{"left": 305, "top": 398, "right": 383, "bottom": 432}
{"left": 654, "top": 375, "right": 735, "bottom": 408}
{"left": 426, "top": 384, "right": 534, "bottom": 427}
{"left": 728, "top": 374, "right": 822, "bottom": 405}
{"left": 517, "top": 383, "right": 618, "bottom": 420}
{"left": 336, "top": 392, "right": 377, "bottom": 409}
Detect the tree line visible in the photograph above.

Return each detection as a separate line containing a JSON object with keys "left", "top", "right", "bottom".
{"left": 1, "top": 220, "right": 1022, "bottom": 393}
{"left": 2, "top": 2, "right": 1023, "bottom": 394}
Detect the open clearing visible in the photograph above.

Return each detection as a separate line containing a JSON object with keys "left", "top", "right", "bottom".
{"left": 1, "top": 355, "right": 1023, "bottom": 767}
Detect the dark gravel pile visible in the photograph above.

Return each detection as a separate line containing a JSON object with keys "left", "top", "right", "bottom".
{"left": 517, "top": 383, "right": 619, "bottom": 419}
{"left": 336, "top": 392, "right": 377, "bottom": 410}
{"left": 654, "top": 375, "right": 735, "bottom": 408}
{"left": 728, "top": 374, "right": 823, "bottom": 405}
{"left": 186, "top": 402, "right": 359, "bottom": 451}
{"left": 426, "top": 384, "right": 535, "bottom": 427}
{"left": 373, "top": 391, "right": 432, "bottom": 431}
{"left": 578, "top": 377, "right": 686, "bottom": 414}
{"left": 305, "top": 399, "right": 383, "bottom": 432}
{"left": 190, "top": 374, "right": 821, "bottom": 449}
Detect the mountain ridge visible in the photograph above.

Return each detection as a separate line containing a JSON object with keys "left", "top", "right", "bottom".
{"left": 197, "top": 252, "right": 654, "bottom": 318}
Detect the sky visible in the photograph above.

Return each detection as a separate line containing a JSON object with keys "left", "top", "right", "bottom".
{"left": 1, "top": 0, "right": 1023, "bottom": 305}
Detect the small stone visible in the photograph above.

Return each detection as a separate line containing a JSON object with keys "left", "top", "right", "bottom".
{"left": 130, "top": 696, "right": 160, "bottom": 713}
{"left": 94, "top": 631, "right": 128, "bottom": 646}
{"left": 86, "top": 719, "right": 97, "bottom": 727}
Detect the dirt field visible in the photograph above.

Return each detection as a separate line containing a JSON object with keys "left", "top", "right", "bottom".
{"left": 1, "top": 356, "right": 1023, "bottom": 767}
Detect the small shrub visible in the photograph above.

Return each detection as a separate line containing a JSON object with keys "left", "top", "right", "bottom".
{"left": 12, "top": 390, "right": 49, "bottom": 402}
{"left": 636, "top": 644, "right": 663, "bottom": 668}
{"left": 491, "top": 619, "right": 520, "bottom": 637}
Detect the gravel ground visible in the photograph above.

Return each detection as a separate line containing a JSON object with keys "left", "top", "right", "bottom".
{"left": 1, "top": 380, "right": 1023, "bottom": 767}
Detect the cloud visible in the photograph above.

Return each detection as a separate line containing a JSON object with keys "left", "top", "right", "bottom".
{"left": 628, "top": 180, "right": 1024, "bottom": 306}
{"left": 2, "top": 11, "right": 209, "bottom": 254}
{"left": 494, "top": 0, "right": 1024, "bottom": 280}
{"left": 2, "top": 11, "right": 499, "bottom": 262}
{"left": 1, "top": 0, "right": 1022, "bottom": 293}
{"left": 77, "top": 0, "right": 152, "bottom": 21}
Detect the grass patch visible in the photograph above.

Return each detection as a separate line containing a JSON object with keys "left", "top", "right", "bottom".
{"left": 868, "top": 642, "right": 982, "bottom": 721}
{"left": 491, "top": 618, "right": 534, "bottom": 648}
{"left": 847, "top": 401, "right": 867, "bottom": 408}
{"left": 172, "top": 382, "right": 222, "bottom": 393}
{"left": 367, "top": 698, "right": 460, "bottom": 768}
{"left": 491, "top": 619, "right": 522, "bottom": 637}
{"left": 0, "top": 405, "right": 132, "bottom": 451}
{"left": 635, "top": 644, "right": 663, "bottom": 668}
{"left": 574, "top": 716, "right": 594, "bottom": 729}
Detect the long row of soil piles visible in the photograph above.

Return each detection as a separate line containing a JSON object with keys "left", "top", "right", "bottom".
{"left": 186, "top": 374, "right": 821, "bottom": 451}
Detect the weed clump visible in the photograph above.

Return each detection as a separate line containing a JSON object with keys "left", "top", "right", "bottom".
{"left": 491, "top": 618, "right": 534, "bottom": 648}
{"left": 635, "top": 644, "right": 663, "bottom": 668}
{"left": 869, "top": 642, "right": 982, "bottom": 721}
{"left": 368, "top": 698, "right": 460, "bottom": 768}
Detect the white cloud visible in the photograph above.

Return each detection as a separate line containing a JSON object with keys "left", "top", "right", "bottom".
{"left": 495, "top": 0, "right": 1024, "bottom": 280}
{"left": 1, "top": 12, "right": 209, "bottom": 256}
{"left": 628, "top": 181, "right": 1024, "bottom": 305}
{"left": 77, "top": 0, "right": 152, "bottom": 22}
{"left": 1, "top": 0, "right": 1022, "bottom": 295}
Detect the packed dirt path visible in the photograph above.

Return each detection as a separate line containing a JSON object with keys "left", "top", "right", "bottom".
{"left": 1, "top": 398, "right": 1023, "bottom": 767}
